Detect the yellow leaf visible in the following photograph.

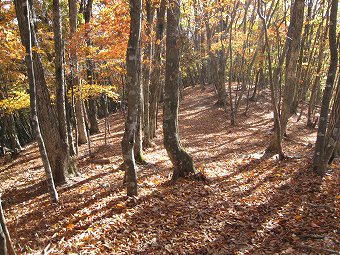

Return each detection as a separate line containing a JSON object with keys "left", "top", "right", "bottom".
{"left": 66, "top": 223, "right": 75, "bottom": 230}
{"left": 295, "top": 215, "right": 302, "bottom": 220}
{"left": 115, "top": 202, "right": 125, "bottom": 209}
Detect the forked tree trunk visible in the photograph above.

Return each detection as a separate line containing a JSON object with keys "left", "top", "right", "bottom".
{"left": 121, "top": 0, "right": 142, "bottom": 197}
{"left": 163, "top": 0, "right": 196, "bottom": 180}
{"left": 313, "top": 0, "right": 338, "bottom": 175}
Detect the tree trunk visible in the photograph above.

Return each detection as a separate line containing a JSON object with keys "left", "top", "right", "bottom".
{"left": 0, "top": 196, "right": 16, "bottom": 255}
{"left": 313, "top": 0, "right": 338, "bottom": 175}
{"left": 121, "top": 0, "right": 142, "bottom": 197}
{"left": 279, "top": 0, "right": 305, "bottom": 134}
{"left": 14, "top": 0, "right": 59, "bottom": 200}
{"left": 53, "top": 0, "right": 77, "bottom": 174}
{"left": 68, "top": 0, "right": 88, "bottom": 145}
{"left": 267, "top": 0, "right": 304, "bottom": 153}
{"left": 258, "top": 0, "right": 284, "bottom": 159}
{"left": 88, "top": 98, "right": 100, "bottom": 134}
{"left": 134, "top": 35, "right": 145, "bottom": 164}
{"left": 163, "top": 0, "right": 196, "bottom": 181}
{"left": 143, "top": 0, "right": 154, "bottom": 148}
{"left": 3, "top": 114, "right": 22, "bottom": 153}
{"left": 149, "top": 0, "right": 166, "bottom": 140}
{"left": 14, "top": 0, "right": 71, "bottom": 186}
{"left": 83, "top": 0, "right": 99, "bottom": 135}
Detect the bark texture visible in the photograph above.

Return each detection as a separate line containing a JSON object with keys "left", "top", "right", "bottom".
{"left": 121, "top": 0, "right": 142, "bottom": 196}
{"left": 149, "top": 0, "right": 166, "bottom": 139}
{"left": 163, "top": 0, "right": 196, "bottom": 180}
{"left": 313, "top": 0, "right": 338, "bottom": 174}
{"left": 0, "top": 196, "right": 16, "bottom": 255}
{"left": 68, "top": 0, "right": 88, "bottom": 145}
{"left": 14, "top": 0, "right": 70, "bottom": 185}
{"left": 267, "top": 0, "right": 304, "bottom": 152}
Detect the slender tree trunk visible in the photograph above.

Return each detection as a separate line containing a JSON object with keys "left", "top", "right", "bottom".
{"left": 258, "top": 0, "right": 284, "bottom": 159}
{"left": 163, "top": 0, "right": 196, "bottom": 181}
{"left": 143, "top": 0, "right": 154, "bottom": 148}
{"left": 149, "top": 0, "right": 166, "bottom": 139}
{"left": 313, "top": 0, "right": 339, "bottom": 174}
{"left": 0, "top": 196, "right": 15, "bottom": 255}
{"left": 121, "top": 0, "right": 142, "bottom": 197}
{"left": 68, "top": 0, "right": 88, "bottom": 145}
{"left": 83, "top": 0, "right": 99, "bottom": 135}
{"left": 134, "top": 35, "right": 145, "bottom": 164}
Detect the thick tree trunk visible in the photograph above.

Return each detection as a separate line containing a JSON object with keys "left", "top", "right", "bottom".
{"left": 313, "top": 0, "right": 338, "bottom": 175}
{"left": 68, "top": 0, "right": 88, "bottom": 145}
{"left": 53, "top": 0, "right": 77, "bottom": 174}
{"left": 14, "top": 0, "right": 70, "bottom": 186}
{"left": 279, "top": 0, "right": 305, "bottom": 134}
{"left": 14, "top": 0, "right": 59, "bottom": 200}
{"left": 88, "top": 98, "right": 100, "bottom": 134}
{"left": 163, "top": 0, "right": 196, "bottom": 181}
{"left": 121, "top": 0, "right": 142, "bottom": 197}
{"left": 267, "top": 0, "right": 304, "bottom": 153}
{"left": 149, "top": 0, "right": 166, "bottom": 140}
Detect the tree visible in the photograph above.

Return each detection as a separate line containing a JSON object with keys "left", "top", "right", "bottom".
{"left": 163, "top": 0, "right": 196, "bottom": 180}
{"left": 68, "top": 0, "right": 88, "bottom": 146}
{"left": 149, "top": 0, "right": 166, "bottom": 140}
{"left": 142, "top": 0, "right": 154, "bottom": 148}
{"left": 53, "top": 0, "right": 76, "bottom": 172}
{"left": 313, "top": 0, "right": 339, "bottom": 174}
{"left": 83, "top": 0, "right": 100, "bottom": 135}
{"left": 14, "top": 0, "right": 59, "bottom": 202}
{"left": 0, "top": 195, "right": 16, "bottom": 255}
{"left": 258, "top": 0, "right": 284, "bottom": 159}
{"left": 14, "top": 0, "right": 74, "bottom": 185}
{"left": 267, "top": 0, "right": 304, "bottom": 153}
{"left": 121, "top": 0, "right": 143, "bottom": 196}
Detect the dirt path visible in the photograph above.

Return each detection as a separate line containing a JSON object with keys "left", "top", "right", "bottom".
{"left": 0, "top": 85, "right": 339, "bottom": 254}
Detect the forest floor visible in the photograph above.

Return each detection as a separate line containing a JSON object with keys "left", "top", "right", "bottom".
{"left": 0, "top": 85, "right": 339, "bottom": 255}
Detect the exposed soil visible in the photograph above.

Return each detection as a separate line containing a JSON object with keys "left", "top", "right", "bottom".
{"left": 0, "top": 85, "right": 339, "bottom": 255}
